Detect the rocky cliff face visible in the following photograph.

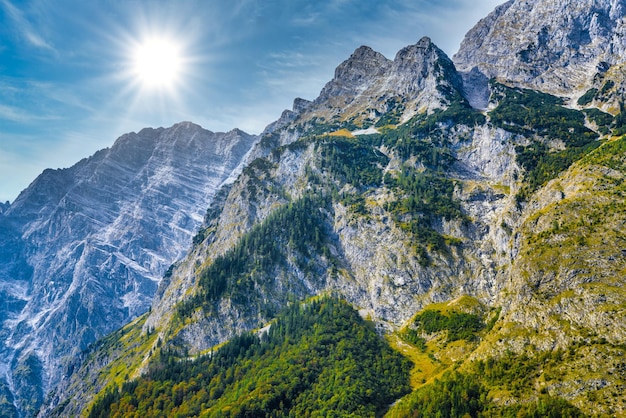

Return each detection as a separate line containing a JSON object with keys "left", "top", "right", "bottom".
{"left": 0, "top": 122, "right": 257, "bottom": 417}
{"left": 26, "top": 0, "right": 626, "bottom": 416}
{"left": 454, "top": 0, "right": 626, "bottom": 96}
{"left": 265, "top": 37, "right": 465, "bottom": 147}
{"left": 139, "top": 36, "right": 496, "bottom": 335}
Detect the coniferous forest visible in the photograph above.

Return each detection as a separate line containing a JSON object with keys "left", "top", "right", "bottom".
{"left": 88, "top": 298, "right": 412, "bottom": 417}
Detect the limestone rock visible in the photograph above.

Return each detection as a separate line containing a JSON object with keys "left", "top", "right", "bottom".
{"left": 454, "top": 0, "right": 626, "bottom": 96}
{"left": 0, "top": 122, "right": 257, "bottom": 416}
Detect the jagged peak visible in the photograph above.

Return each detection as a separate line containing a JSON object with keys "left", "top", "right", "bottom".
{"left": 134, "top": 126, "right": 163, "bottom": 136}
{"left": 347, "top": 45, "right": 390, "bottom": 64}
{"left": 266, "top": 37, "right": 466, "bottom": 137}
{"left": 393, "top": 36, "right": 435, "bottom": 60}
{"left": 330, "top": 45, "right": 391, "bottom": 87}
{"left": 392, "top": 36, "right": 457, "bottom": 79}
{"left": 454, "top": 0, "right": 626, "bottom": 95}
{"left": 226, "top": 127, "right": 253, "bottom": 137}
{"left": 317, "top": 38, "right": 460, "bottom": 102}
{"left": 292, "top": 97, "right": 313, "bottom": 113}
{"left": 164, "top": 121, "right": 214, "bottom": 138}
{"left": 170, "top": 121, "right": 203, "bottom": 130}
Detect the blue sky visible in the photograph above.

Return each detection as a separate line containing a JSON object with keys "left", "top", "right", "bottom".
{"left": 0, "top": 0, "right": 503, "bottom": 203}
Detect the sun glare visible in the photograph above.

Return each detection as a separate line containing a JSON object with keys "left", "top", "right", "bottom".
{"left": 132, "top": 38, "right": 182, "bottom": 88}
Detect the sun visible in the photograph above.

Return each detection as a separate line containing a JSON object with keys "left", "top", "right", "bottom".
{"left": 132, "top": 37, "right": 182, "bottom": 89}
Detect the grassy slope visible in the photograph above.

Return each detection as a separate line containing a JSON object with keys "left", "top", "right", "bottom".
{"left": 388, "top": 137, "right": 626, "bottom": 417}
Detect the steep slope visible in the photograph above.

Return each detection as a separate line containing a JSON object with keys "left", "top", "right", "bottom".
{"left": 39, "top": 1, "right": 626, "bottom": 416}
{"left": 87, "top": 298, "right": 413, "bottom": 417}
{"left": 43, "top": 38, "right": 515, "bottom": 417}
{"left": 0, "top": 122, "right": 257, "bottom": 417}
{"left": 486, "top": 136, "right": 626, "bottom": 409}
{"left": 454, "top": 0, "right": 626, "bottom": 97}
{"left": 388, "top": 137, "right": 626, "bottom": 417}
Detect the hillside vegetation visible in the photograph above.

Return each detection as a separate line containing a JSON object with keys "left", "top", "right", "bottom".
{"left": 40, "top": 7, "right": 626, "bottom": 416}
{"left": 67, "top": 95, "right": 626, "bottom": 417}
{"left": 87, "top": 298, "right": 412, "bottom": 418}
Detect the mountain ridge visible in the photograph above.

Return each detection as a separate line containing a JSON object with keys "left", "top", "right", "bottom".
{"left": 3, "top": 0, "right": 626, "bottom": 416}
{"left": 453, "top": 0, "right": 626, "bottom": 97}
{"left": 0, "top": 122, "right": 258, "bottom": 417}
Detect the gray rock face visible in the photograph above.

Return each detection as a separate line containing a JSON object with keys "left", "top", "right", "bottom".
{"left": 136, "top": 38, "right": 518, "bottom": 359}
{"left": 454, "top": 0, "right": 626, "bottom": 95}
{"left": 0, "top": 122, "right": 257, "bottom": 417}
{"left": 292, "top": 37, "right": 465, "bottom": 131}
{"left": 319, "top": 45, "right": 393, "bottom": 99}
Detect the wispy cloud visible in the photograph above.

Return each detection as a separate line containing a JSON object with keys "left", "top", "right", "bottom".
{"left": 291, "top": 12, "right": 321, "bottom": 27}
{"left": 0, "top": 0, "right": 55, "bottom": 51}
{"left": 0, "top": 78, "right": 94, "bottom": 124}
{"left": 265, "top": 51, "right": 318, "bottom": 69}
{"left": 0, "top": 104, "right": 59, "bottom": 123}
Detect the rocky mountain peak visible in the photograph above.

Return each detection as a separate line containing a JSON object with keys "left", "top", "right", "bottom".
{"left": 275, "top": 37, "right": 466, "bottom": 139}
{"left": 163, "top": 121, "right": 204, "bottom": 136}
{"left": 0, "top": 123, "right": 258, "bottom": 417}
{"left": 391, "top": 36, "right": 463, "bottom": 97}
{"left": 292, "top": 97, "right": 313, "bottom": 114}
{"left": 454, "top": 0, "right": 626, "bottom": 96}
{"left": 392, "top": 36, "right": 436, "bottom": 66}
{"left": 319, "top": 45, "right": 392, "bottom": 98}
{"left": 340, "top": 44, "right": 391, "bottom": 72}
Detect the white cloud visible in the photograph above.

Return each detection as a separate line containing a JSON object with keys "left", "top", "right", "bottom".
{"left": 0, "top": 104, "right": 60, "bottom": 123}
{"left": 291, "top": 12, "right": 322, "bottom": 27}
{"left": 0, "top": 78, "right": 96, "bottom": 126}
{"left": 0, "top": 0, "right": 56, "bottom": 51}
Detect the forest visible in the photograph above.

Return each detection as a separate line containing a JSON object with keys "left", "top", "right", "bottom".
{"left": 88, "top": 298, "right": 412, "bottom": 417}
{"left": 390, "top": 370, "right": 585, "bottom": 418}
{"left": 178, "top": 194, "right": 332, "bottom": 319}
{"left": 488, "top": 83, "right": 605, "bottom": 199}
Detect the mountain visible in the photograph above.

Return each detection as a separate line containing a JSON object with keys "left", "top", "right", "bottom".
{"left": 0, "top": 122, "right": 257, "bottom": 417}
{"left": 263, "top": 37, "right": 464, "bottom": 144}
{"left": 453, "top": 0, "right": 626, "bottom": 97}
{"left": 19, "top": 0, "right": 626, "bottom": 416}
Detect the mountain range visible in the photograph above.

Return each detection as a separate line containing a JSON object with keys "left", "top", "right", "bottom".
{"left": 1, "top": 0, "right": 625, "bottom": 416}
{"left": 0, "top": 124, "right": 257, "bottom": 416}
